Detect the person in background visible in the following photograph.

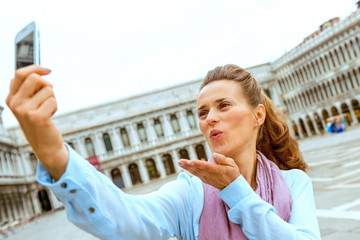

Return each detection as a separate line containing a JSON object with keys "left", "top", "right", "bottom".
{"left": 6, "top": 64, "right": 321, "bottom": 239}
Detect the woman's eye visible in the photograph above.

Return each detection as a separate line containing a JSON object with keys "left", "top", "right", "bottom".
{"left": 198, "top": 111, "right": 208, "bottom": 119}
{"left": 219, "top": 102, "right": 230, "bottom": 109}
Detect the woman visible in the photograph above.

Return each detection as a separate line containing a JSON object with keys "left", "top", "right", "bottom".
{"left": 6, "top": 64, "right": 321, "bottom": 239}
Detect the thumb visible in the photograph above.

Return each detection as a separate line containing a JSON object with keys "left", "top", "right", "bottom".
{"left": 212, "top": 153, "right": 230, "bottom": 165}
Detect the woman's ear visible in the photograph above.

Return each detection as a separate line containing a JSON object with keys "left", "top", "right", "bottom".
{"left": 255, "top": 104, "right": 266, "bottom": 126}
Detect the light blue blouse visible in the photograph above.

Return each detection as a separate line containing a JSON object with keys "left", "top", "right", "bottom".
{"left": 37, "top": 145, "right": 321, "bottom": 240}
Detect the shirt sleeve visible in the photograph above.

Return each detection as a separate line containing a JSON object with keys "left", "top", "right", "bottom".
{"left": 36, "top": 144, "right": 201, "bottom": 240}
{"left": 218, "top": 170, "right": 321, "bottom": 240}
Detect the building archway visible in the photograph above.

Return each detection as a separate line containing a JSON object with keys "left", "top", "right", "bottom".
{"left": 341, "top": 103, "right": 352, "bottom": 126}
{"left": 331, "top": 106, "right": 339, "bottom": 116}
{"left": 162, "top": 154, "right": 175, "bottom": 175}
{"left": 195, "top": 144, "right": 207, "bottom": 161}
{"left": 306, "top": 115, "right": 316, "bottom": 136}
{"left": 146, "top": 158, "right": 159, "bottom": 180}
{"left": 38, "top": 190, "right": 52, "bottom": 212}
{"left": 351, "top": 99, "right": 360, "bottom": 122}
{"left": 111, "top": 168, "right": 124, "bottom": 189}
{"left": 322, "top": 109, "right": 330, "bottom": 124}
{"left": 291, "top": 120, "right": 300, "bottom": 139}
{"left": 129, "top": 163, "right": 142, "bottom": 185}
{"left": 314, "top": 113, "right": 324, "bottom": 134}
{"left": 179, "top": 149, "right": 190, "bottom": 159}
{"left": 299, "top": 118, "right": 308, "bottom": 137}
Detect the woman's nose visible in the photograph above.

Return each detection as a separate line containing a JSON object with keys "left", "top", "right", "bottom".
{"left": 206, "top": 110, "right": 219, "bottom": 125}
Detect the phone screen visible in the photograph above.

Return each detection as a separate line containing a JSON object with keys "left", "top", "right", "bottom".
{"left": 16, "top": 31, "right": 34, "bottom": 69}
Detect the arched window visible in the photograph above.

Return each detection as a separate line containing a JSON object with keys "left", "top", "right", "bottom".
{"left": 120, "top": 128, "right": 131, "bottom": 147}
{"left": 341, "top": 103, "right": 352, "bottom": 126}
{"left": 179, "top": 149, "right": 190, "bottom": 159}
{"left": 67, "top": 142, "right": 75, "bottom": 150}
{"left": 85, "top": 138, "right": 96, "bottom": 157}
{"left": 146, "top": 159, "right": 159, "bottom": 180}
{"left": 111, "top": 168, "right": 124, "bottom": 189}
{"left": 103, "top": 133, "right": 113, "bottom": 152}
{"left": 351, "top": 99, "right": 360, "bottom": 122}
{"left": 38, "top": 190, "right": 52, "bottom": 212}
{"left": 195, "top": 144, "right": 207, "bottom": 161}
{"left": 137, "top": 123, "right": 147, "bottom": 143}
{"left": 129, "top": 163, "right": 142, "bottom": 185}
{"left": 186, "top": 110, "right": 196, "bottom": 129}
{"left": 153, "top": 118, "right": 164, "bottom": 138}
{"left": 170, "top": 114, "right": 180, "bottom": 133}
{"left": 331, "top": 106, "right": 339, "bottom": 116}
{"left": 299, "top": 118, "right": 308, "bottom": 137}
{"left": 29, "top": 153, "right": 37, "bottom": 173}
{"left": 162, "top": 154, "right": 175, "bottom": 175}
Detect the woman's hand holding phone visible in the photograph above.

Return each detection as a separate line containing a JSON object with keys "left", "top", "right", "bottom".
{"left": 6, "top": 65, "right": 68, "bottom": 181}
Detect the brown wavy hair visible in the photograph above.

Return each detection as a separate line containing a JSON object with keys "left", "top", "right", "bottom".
{"left": 200, "top": 64, "right": 307, "bottom": 172}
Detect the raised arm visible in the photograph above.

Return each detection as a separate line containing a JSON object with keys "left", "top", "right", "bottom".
{"left": 6, "top": 65, "right": 68, "bottom": 180}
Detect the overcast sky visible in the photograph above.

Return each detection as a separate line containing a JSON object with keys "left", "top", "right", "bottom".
{"left": 0, "top": 0, "right": 357, "bottom": 128}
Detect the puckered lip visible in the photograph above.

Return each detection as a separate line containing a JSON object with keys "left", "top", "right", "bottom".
{"left": 210, "top": 129, "right": 223, "bottom": 138}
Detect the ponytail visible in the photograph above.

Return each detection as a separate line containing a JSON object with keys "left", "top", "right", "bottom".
{"left": 257, "top": 93, "right": 307, "bottom": 172}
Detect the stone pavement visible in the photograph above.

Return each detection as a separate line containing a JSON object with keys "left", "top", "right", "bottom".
{"left": 2, "top": 126, "right": 360, "bottom": 239}
{"left": 300, "top": 125, "right": 360, "bottom": 239}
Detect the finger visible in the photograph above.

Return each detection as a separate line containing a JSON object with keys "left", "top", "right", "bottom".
{"left": 10, "top": 65, "right": 51, "bottom": 96}
{"left": 212, "top": 153, "right": 233, "bottom": 166}
{"left": 178, "top": 159, "right": 218, "bottom": 173}
{"left": 16, "top": 73, "right": 52, "bottom": 99}
{"left": 29, "top": 86, "right": 55, "bottom": 110}
{"left": 37, "top": 97, "right": 58, "bottom": 119}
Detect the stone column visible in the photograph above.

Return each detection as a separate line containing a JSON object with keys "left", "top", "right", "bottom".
{"left": 162, "top": 114, "right": 174, "bottom": 139}
{"left": 128, "top": 124, "right": 141, "bottom": 149}
{"left": 144, "top": 119, "right": 157, "bottom": 145}
{"left": 21, "top": 194, "right": 31, "bottom": 219}
{"left": 0, "top": 152, "right": 4, "bottom": 175}
{"left": 188, "top": 145, "right": 198, "bottom": 160}
{"left": 110, "top": 128, "right": 123, "bottom": 150}
{"left": 155, "top": 154, "right": 167, "bottom": 178}
{"left": 121, "top": 164, "right": 132, "bottom": 188}
{"left": 4, "top": 196, "right": 14, "bottom": 222}
{"left": 30, "top": 189, "right": 41, "bottom": 215}
{"left": 5, "top": 152, "right": 13, "bottom": 175}
{"left": 171, "top": 149, "right": 182, "bottom": 173}
{"left": 347, "top": 99, "right": 359, "bottom": 124}
{"left": 138, "top": 159, "right": 149, "bottom": 183}
{"left": 178, "top": 111, "right": 191, "bottom": 136}
{"left": 93, "top": 133, "right": 105, "bottom": 156}
{"left": 75, "top": 137, "right": 87, "bottom": 157}
{"left": 0, "top": 196, "right": 6, "bottom": 221}
{"left": 10, "top": 153, "right": 19, "bottom": 175}
{"left": 296, "top": 119, "right": 304, "bottom": 139}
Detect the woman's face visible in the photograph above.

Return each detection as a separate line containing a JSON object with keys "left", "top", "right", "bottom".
{"left": 197, "top": 80, "right": 261, "bottom": 158}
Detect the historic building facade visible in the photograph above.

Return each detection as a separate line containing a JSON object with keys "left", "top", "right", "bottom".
{"left": 273, "top": 9, "right": 360, "bottom": 137}
{"left": 1, "top": 2, "right": 360, "bottom": 232}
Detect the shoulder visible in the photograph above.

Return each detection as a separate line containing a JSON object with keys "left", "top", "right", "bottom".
{"left": 280, "top": 169, "right": 313, "bottom": 196}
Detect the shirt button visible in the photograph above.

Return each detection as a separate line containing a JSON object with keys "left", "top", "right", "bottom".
{"left": 70, "top": 189, "right": 76, "bottom": 194}
{"left": 61, "top": 183, "right": 67, "bottom": 188}
{"left": 89, "top": 207, "right": 95, "bottom": 213}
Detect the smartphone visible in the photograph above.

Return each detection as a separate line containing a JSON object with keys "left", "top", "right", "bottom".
{"left": 15, "top": 21, "right": 40, "bottom": 69}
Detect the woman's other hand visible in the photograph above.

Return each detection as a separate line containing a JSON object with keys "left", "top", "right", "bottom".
{"left": 6, "top": 65, "right": 68, "bottom": 181}
{"left": 178, "top": 153, "right": 241, "bottom": 190}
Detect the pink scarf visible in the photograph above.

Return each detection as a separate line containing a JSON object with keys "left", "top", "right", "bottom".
{"left": 198, "top": 151, "right": 292, "bottom": 240}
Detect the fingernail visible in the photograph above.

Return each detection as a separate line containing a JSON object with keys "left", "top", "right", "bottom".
{"left": 177, "top": 162, "right": 184, "bottom": 167}
{"left": 213, "top": 153, "right": 219, "bottom": 160}
{"left": 188, "top": 161, "right": 194, "bottom": 166}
